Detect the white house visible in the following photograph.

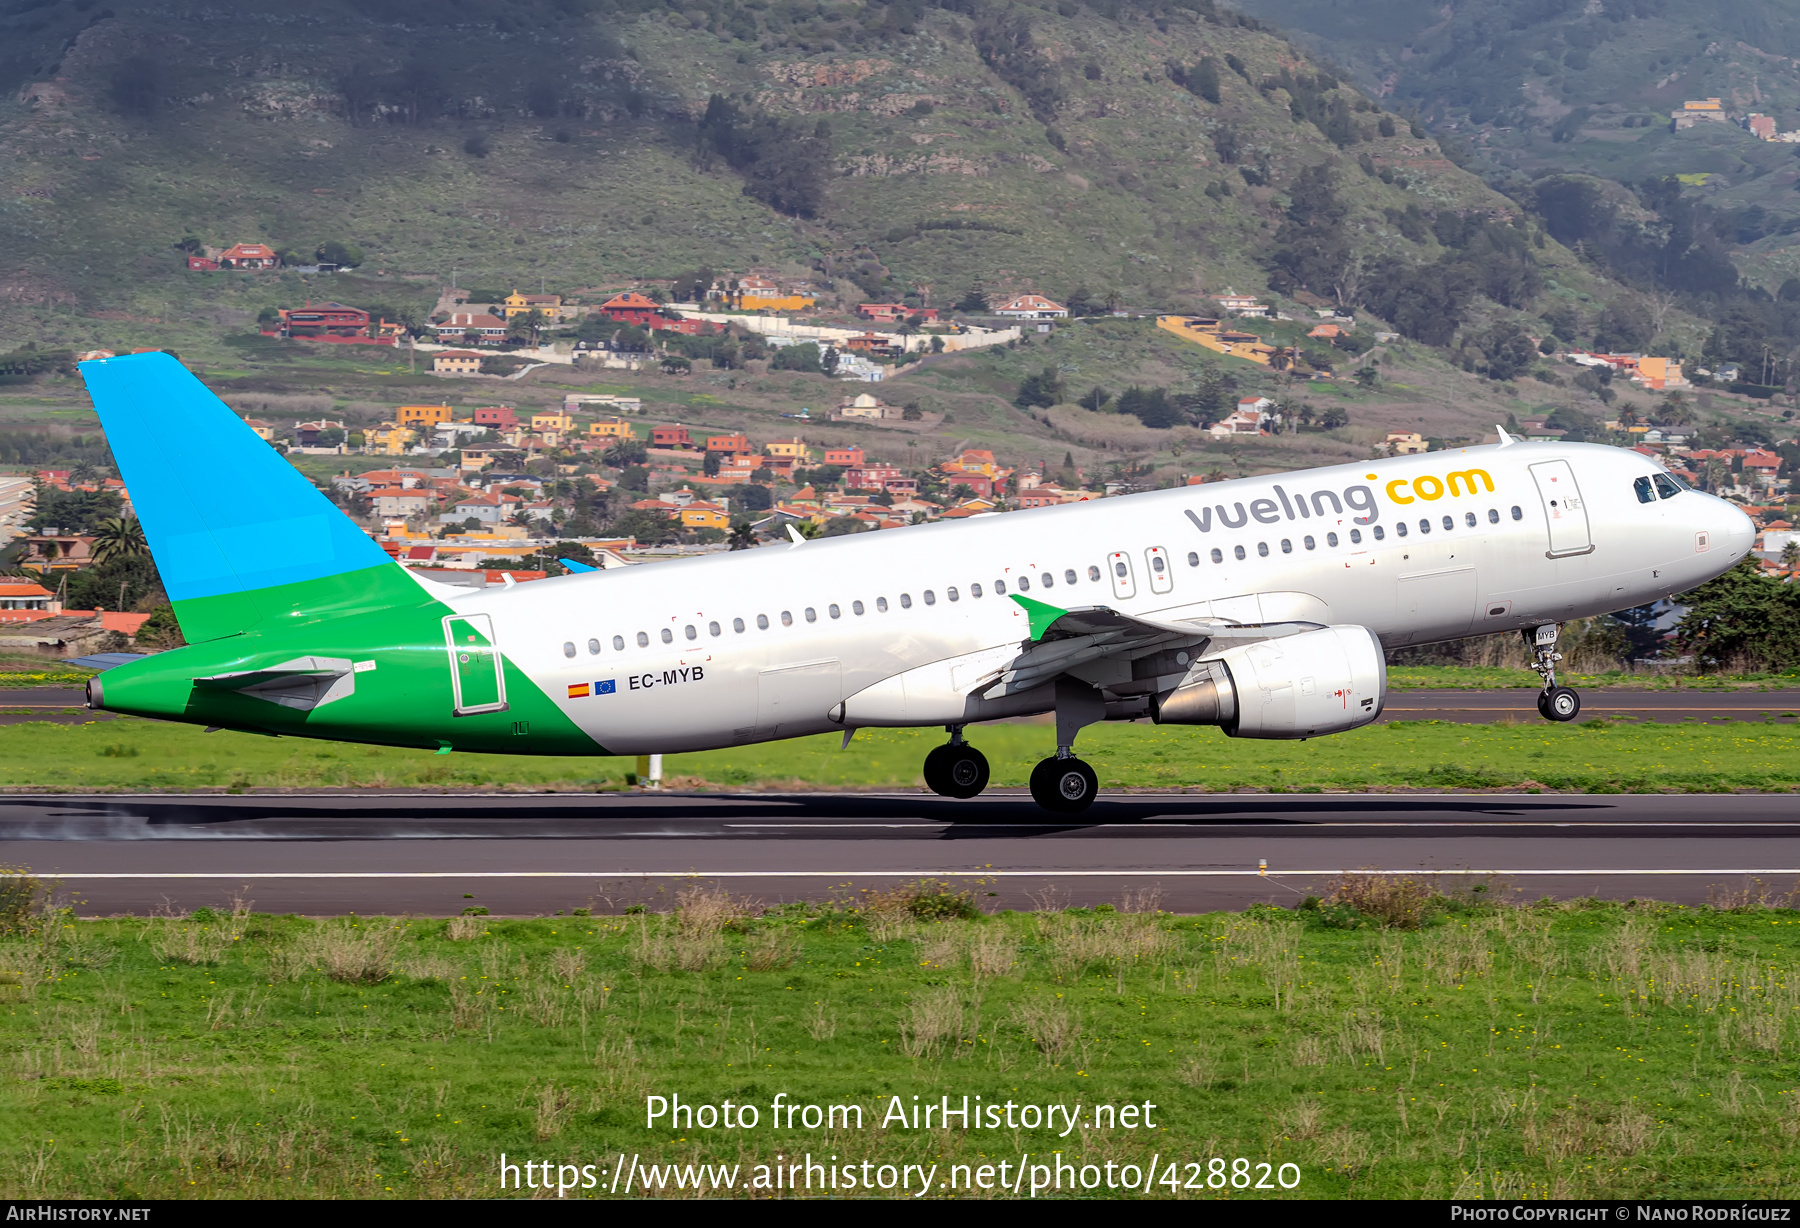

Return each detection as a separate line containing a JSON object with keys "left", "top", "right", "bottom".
{"left": 991, "top": 294, "right": 1069, "bottom": 320}
{"left": 1214, "top": 289, "right": 1263, "bottom": 314}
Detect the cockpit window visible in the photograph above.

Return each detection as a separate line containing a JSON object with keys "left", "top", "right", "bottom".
{"left": 1653, "top": 473, "right": 1684, "bottom": 499}
{"left": 1633, "top": 476, "right": 1656, "bottom": 504}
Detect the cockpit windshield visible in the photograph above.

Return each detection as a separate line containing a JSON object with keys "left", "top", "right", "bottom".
{"left": 1636, "top": 472, "right": 1685, "bottom": 503}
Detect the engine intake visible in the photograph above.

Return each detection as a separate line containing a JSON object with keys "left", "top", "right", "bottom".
{"left": 1152, "top": 625, "right": 1385, "bottom": 739}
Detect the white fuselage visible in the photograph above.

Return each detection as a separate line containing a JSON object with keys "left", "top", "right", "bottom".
{"left": 430, "top": 442, "right": 1754, "bottom": 755}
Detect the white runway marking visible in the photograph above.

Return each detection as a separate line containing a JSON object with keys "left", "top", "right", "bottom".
{"left": 35, "top": 869, "right": 1800, "bottom": 879}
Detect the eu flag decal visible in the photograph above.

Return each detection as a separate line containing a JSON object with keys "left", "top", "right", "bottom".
{"left": 567, "top": 683, "right": 591, "bottom": 699}
{"left": 596, "top": 679, "right": 616, "bottom": 695}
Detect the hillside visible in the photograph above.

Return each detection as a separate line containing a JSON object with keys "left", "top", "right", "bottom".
{"left": 0, "top": 0, "right": 1637, "bottom": 364}
{"left": 1231, "top": 0, "right": 1800, "bottom": 286}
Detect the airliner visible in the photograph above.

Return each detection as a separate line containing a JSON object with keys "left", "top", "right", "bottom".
{"left": 79, "top": 353, "right": 1753, "bottom": 812}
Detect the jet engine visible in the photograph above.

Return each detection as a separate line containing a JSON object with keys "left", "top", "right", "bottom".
{"left": 1151, "top": 625, "right": 1385, "bottom": 739}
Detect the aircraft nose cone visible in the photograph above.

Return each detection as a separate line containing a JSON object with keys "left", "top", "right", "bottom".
{"left": 1718, "top": 498, "right": 1756, "bottom": 559}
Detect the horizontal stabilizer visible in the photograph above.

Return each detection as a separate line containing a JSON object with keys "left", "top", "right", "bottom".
{"left": 193, "top": 656, "right": 357, "bottom": 711}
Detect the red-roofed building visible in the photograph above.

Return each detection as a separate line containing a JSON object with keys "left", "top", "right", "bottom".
{"left": 595, "top": 293, "right": 663, "bottom": 327}
{"left": 705, "top": 434, "right": 754, "bottom": 456}
{"left": 992, "top": 293, "right": 1068, "bottom": 320}
{"left": 0, "top": 581, "right": 53, "bottom": 612}
{"left": 1743, "top": 450, "right": 1783, "bottom": 476}
{"left": 651, "top": 425, "right": 693, "bottom": 450}
{"left": 433, "top": 313, "right": 509, "bottom": 345}
{"left": 218, "top": 243, "right": 278, "bottom": 270}
{"left": 271, "top": 302, "right": 400, "bottom": 346}
{"left": 858, "top": 304, "right": 938, "bottom": 323}
{"left": 474, "top": 406, "right": 518, "bottom": 429}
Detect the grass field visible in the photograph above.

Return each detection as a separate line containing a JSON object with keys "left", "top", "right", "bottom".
{"left": 7, "top": 885, "right": 1800, "bottom": 1199}
{"left": 4, "top": 715, "right": 1800, "bottom": 794}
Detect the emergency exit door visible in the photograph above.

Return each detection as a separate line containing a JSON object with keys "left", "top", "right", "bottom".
{"left": 1529, "top": 460, "right": 1593, "bottom": 557}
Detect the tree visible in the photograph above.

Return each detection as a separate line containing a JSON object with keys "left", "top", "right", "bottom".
{"left": 1672, "top": 556, "right": 1800, "bottom": 671}
{"left": 660, "top": 355, "right": 693, "bottom": 375}
{"left": 109, "top": 55, "right": 161, "bottom": 117}
{"left": 1115, "top": 386, "right": 1181, "bottom": 429}
{"left": 727, "top": 521, "right": 758, "bottom": 550}
{"left": 1080, "top": 385, "right": 1111, "bottom": 412}
{"left": 134, "top": 605, "right": 185, "bottom": 650}
{"left": 955, "top": 282, "right": 989, "bottom": 313}
{"left": 1319, "top": 407, "right": 1349, "bottom": 430}
{"left": 1479, "top": 324, "right": 1539, "bottom": 381}
{"left": 1014, "top": 366, "right": 1065, "bottom": 409}
{"left": 771, "top": 343, "right": 825, "bottom": 374}
{"left": 1354, "top": 366, "right": 1380, "bottom": 390}
{"left": 316, "top": 241, "right": 365, "bottom": 269}
{"left": 1187, "top": 57, "right": 1222, "bottom": 105}
{"left": 603, "top": 439, "right": 648, "bottom": 468}
{"left": 610, "top": 509, "right": 678, "bottom": 546}
{"left": 90, "top": 517, "right": 147, "bottom": 567}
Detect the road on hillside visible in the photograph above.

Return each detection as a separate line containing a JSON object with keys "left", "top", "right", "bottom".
{"left": 5, "top": 791, "right": 1800, "bottom": 915}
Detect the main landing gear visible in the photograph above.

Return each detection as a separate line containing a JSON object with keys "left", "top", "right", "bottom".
{"left": 1029, "top": 753, "right": 1100, "bottom": 814}
{"left": 1527, "top": 623, "right": 1582, "bottom": 723}
{"left": 923, "top": 727, "right": 990, "bottom": 799}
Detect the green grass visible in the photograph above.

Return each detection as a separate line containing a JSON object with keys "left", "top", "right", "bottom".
{"left": 7, "top": 716, "right": 1800, "bottom": 793}
{"left": 10, "top": 893, "right": 1800, "bottom": 1198}
{"left": 1387, "top": 666, "right": 1800, "bottom": 691}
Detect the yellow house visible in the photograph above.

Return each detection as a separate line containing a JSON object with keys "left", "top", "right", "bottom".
{"left": 764, "top": 437, "right": 810, "bottom": 460}
{"left": 242, "top": 417, "right": 275, "bottom": 441}
{"left": 532, "top": 411, "right": 574, "bottom": 434}
{"left": 365, "top": 422, "right": 415, "bottom": 456}
{"left": 396, "top": 404, "right": 453, "bottom": 427}
{"left": 459, "top": 448, "right": 499, "bottom": 472}
{"left": 503, "top": 290, "right": 563, "bottom": 320}
{"left": 1155, "top": 315, "right": 1275, "bottom": 365}
{"left": 729, "top": 277, "right": 816, "bottom": 313}
{"left": 588, "top": 418, "right": 635, "bottom": 441}
{"left": 679, "top": 504, "right": 730, "bottom": 531}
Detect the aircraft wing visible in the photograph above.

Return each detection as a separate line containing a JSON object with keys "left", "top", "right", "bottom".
{"left": 986, "top": 595, "right": 1321, "bottom": 696}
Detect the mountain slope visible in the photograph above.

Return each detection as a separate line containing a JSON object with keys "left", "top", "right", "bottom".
{"left": 0, "top": 0, "right": 1621, "bottom": 362}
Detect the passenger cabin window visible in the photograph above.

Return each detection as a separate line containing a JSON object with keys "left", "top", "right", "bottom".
{"left": 1511, "top": 506, "right": 1523, "bottom": 520}
{"left": 876, "top": 597, "right": 889, "bottom": 612}
{"left": 971, "top": 584, "right": 983, "bottom": 598}
{"left": 684, "top": 625, "right": 697, "bottom": 640}
{"left": 923, "top": 591, "right": 936, "bottom": 606}
{"left": 853, "top": 600, "right": 866, "bottom": 615}
{"left": 1417, "top": 519, "right": 1430, "bottom": 534}
{"left": 757, "top": 614, "right": 770, "bottom": 629}
{"left": 660, "top": 628, "right": 673, "bottom": 644}
{"left": 1150, "top": 556, "right": 1165, "bottom": 574}
{"left": 1064, "top": 569, "right": 1077, "bottom": 585}
{"left": 1257, "top": 542, "right": 1270, "bottom": 557}
{"left": 1211, "top": 548, "right": 1223, "bottom": 563}
{"left": 1187, "top": 552, "right": 1200, "bottom": 567}
{"left": 829, "top": 604, "right": 842, "bottom": 619}
{"left": 636, "top": 632, "right": 649, "bottom": 647}
{"left": 1017, "top": 576, "right": 1030, "bottom": 591}
{"left": 709, "top": 622, "right": 721, "bottom": 637}
{"left": 1233, "top": 545, "right": 1246, "bottom": 560}
{"left": 805, "top": 607, "right": 817, "bottom": 622}
{"left": 562, "top": 641, "right": 576, "bottom": 658}
{"left": 1488, "top": 509, "right": 1499, "bottom": 523}
{"left": 1634, "top": 476, "right": 1656, "bottom": 504}
{"left": 587, "top": 638, "right": 600, "bottom": 655}
{"left": 1653, "top": 474, "right": 1683, "bottom": 499}
{"left": 781, "top": 611, "right": 793, "bottom": 626}
{"left": 1348, "top": 530, "right": 1360, "bottom": 544}
{"left": 1396, "top": 522, "right": 1408, "bottom": 537}
{"left": 613, "top": 635, "right": 625, "bottom": 651}
{"left": 899, "top": 594, "right": 912, "bottom": 609}
{"left": 1372, "top": 526, "right": 1385, "bottom": 540}
{"left": 1087, "top": 566, "right": 1101, "bottom": 581}
{"left": 994, "top": 581, "right": 1006, "bottom": 595}
{"left": 948, "top": 588, "right": 960, "bottom": 602}
{"left": 733, "top": 618, "right": 745, "bottom": 633}
{"left": 1328, "top": 533, "right": 1339, "bottom": 547}
{"left": 1303, "top": 536, "right": 1315, "bottom": 551}
{"left": 1442, "top": 516, "right": 1453, "bottom": 531}
{"left": 1464, "top": 512, "right": 1476, "bottom": 528}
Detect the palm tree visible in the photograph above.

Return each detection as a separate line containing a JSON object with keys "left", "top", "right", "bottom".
{"left": 727, "top": 521, "right": 758, "bottom": 551}
{"left": 91, "top": 516, "right": 147, "bottom": 565}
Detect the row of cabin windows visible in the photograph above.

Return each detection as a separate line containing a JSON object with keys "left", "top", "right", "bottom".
{"left": 559, "top": 564, "right": 1115, "bottom": 658}
{"left": 1187, "top": 506, "right": 1524, "bottom": 564}
{"left": 558, "top": 505, "right": 1529, "bottom": 658}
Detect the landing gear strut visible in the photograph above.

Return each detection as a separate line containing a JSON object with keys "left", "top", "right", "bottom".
{"left": 1527, "top": 623, "right": 1581, "bottom": 723}
{"left": 923, "top": 726, "right": 990, "bottom": 799}
{"left": 1028, "top": 680, "right": 1106, "bottom": 814}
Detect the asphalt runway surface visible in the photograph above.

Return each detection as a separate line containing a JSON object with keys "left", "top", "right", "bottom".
{"left": 6, "top": 791, "right": 1800, "bottom": 916}
{"left": 7, "top": 687, "right": 1800, "bottom": 725}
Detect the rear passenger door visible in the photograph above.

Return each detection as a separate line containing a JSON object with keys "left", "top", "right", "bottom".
{"left": 1144, "top": 546, "right": 1173, "bottom": 595}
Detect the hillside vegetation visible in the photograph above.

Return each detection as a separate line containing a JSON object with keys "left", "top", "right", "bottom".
{"left": 0, "top": 0, "right": 1633, "bottom": 361}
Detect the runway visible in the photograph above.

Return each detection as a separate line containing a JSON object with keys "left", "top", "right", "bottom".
{"left": 6, "top": 791, "right": 1800, "bottom": 915}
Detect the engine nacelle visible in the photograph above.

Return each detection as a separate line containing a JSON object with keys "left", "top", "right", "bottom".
{"left": 1152, "top": 625, "right": 1385, "bottom": 739}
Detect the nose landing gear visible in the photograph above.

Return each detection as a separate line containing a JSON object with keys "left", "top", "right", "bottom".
{"left": 1527, "top": 623, "right": 1581, "bottom": 723}
{"left": 922, "top": 726, "right": 990, "bottom": 799}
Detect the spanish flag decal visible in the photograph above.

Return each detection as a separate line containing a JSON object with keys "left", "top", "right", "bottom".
{"left": 567, "top": 683, "right": 591, "bottom": 699}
